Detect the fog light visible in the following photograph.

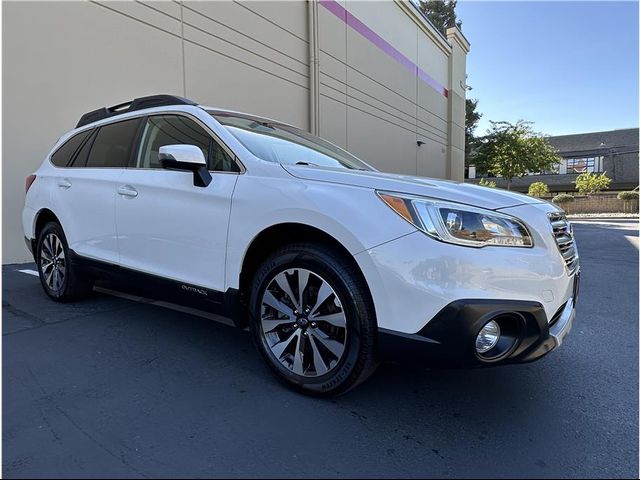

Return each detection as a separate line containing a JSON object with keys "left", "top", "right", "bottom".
{"left": 476, "top": 320, "right": 500, "bottom": 354}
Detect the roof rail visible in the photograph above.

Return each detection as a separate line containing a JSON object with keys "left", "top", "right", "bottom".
{"left": 75, "top": 94, "right": 198, "bottom": 128}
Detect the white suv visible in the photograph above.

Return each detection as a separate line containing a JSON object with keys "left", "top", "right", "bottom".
{"left": 23, "top": 95, "right": 579, "bottom": 395}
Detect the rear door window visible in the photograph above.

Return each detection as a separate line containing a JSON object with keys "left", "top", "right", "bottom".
{"left": 85, "top": 118, "right": 141, "bottom": 168}
{"left": 50, "top": 129, "right": 93, "bottom": 167}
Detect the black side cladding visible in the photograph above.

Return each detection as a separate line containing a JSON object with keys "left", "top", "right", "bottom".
{"left": 75, "top": 94, "right": 198, "bottom": 128}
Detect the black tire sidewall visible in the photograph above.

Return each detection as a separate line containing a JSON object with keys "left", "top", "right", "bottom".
{"left": 249, "top": 245, "right": 375, "bottom": 396}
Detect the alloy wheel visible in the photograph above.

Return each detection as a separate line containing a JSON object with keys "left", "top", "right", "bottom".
{"left": 40, "top": 233, "right": 66, "bottom": 292}
{"left": 260, "top": 268, "right": 347, "bottom": 377}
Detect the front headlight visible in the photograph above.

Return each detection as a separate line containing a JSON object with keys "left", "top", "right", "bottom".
{"left": 377, "top": 191, "right": 533, "bottom": 248}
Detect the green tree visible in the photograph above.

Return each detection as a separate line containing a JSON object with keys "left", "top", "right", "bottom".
{"left": 419, "top": 0, "right": 462, "bottom": 36}
{"left": 473, "top": 120, "right": 561, "bottom": 190}
{"left": 574, "top": 172, "right": 611, "bottom": 195}
{"left": 528, "top": 181, "right": 550, "bottom": 197}
{"left": 465, "top": 98, "right": 482, "bottom": 167}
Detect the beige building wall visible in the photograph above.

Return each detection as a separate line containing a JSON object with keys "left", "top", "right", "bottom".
{"left": 2, "top": 0, "right": 468, "bottom": 264}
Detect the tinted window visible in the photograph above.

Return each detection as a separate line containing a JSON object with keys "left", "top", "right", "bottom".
{"left": 85, "top": 118, "right": 140, "bottom": 168}
{"left": 136, "top": 115, "right": 239, "bottom": 172}
{"left": 70, "top": 129, "right": 97, "bottom": 167}
{"left": 50, "top": 129, "right": 92, "bottom": 167}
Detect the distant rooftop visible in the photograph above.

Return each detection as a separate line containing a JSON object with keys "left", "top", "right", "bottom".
{"left": 547, "top": 128, "right": 639, "bottom": 155}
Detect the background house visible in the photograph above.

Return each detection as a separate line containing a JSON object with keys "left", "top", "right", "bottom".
{"left": 467, "top": 128, "right": 639, "bottom": 193}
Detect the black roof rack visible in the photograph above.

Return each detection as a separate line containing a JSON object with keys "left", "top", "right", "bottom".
{"left": 75, "top": 94, "right": 198, "bottom": 128}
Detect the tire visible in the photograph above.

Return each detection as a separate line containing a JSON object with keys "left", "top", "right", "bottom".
{"left": 248, "top": 243, "right": 378, "bottom": 396}
{"left": 36, "top": 221, "right": 93, "bottom": 302}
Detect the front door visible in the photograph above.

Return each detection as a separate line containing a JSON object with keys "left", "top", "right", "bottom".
{"left": 115, "top": 113, "right": 240, "bottom": 292}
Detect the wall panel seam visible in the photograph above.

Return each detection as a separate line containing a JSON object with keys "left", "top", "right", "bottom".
{"left": 91, "top": 1, "right": 181, "bottom": 39}
{"left": 182, "top": 20, "right": 309, "bottom": 81}
{"left": 320, "top": 70, "right": 448, "bottom": 135}
{"left": 319, "top": 47, "right": 448, "bottom": 124}
{"left": 184, "top": 38, "right": 309, "bottom": 90}
{"left": 232, "top": 0, "right": 309, "bottom": 44}
{"left": 135, "top": 0, "right": 181, "bottom": 21}
{"left": 183, "top": 3, "right": 308, "bottom": 68}
{"left": 321, "top": 92, "right": 446, "bottom": 146}
{"left": 320, "top": 81, "right": 419, "bottom": 132}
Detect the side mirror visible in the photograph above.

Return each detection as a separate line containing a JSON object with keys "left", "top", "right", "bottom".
{"left": 158, "top": 144, "right": 212, "bottom": 187}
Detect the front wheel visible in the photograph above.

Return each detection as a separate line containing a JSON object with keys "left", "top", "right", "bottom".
{"left": 248, "top": 243, "right": 378, "bottom": 396}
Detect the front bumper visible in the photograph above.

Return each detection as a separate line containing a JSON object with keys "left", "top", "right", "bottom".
{"left": 378, "top": 286, "right": 577, "bottom": 367}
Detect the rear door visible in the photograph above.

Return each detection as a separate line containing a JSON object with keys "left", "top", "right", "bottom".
{"left": 115, "top": 113, "right": 240, "bottom": 292}
{"left": 50, "top": 118, "right": 141, "bottom": 263}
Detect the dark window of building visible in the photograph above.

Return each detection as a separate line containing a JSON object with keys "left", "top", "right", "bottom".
{"left": 136, "top": 115, "right": 239, "bottom": 172}
{"left": 50, "top": 129, "right": 93, "bottom": 167}
{"left": 85, "top": 118, "right": 141, "bottom": 168}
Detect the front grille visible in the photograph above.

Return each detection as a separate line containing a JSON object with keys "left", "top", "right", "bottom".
{"left": 549, "top": 212, "right": 579, "bottom": 274}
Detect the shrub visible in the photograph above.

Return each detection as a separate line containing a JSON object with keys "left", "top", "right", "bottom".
{"left": 574, "top": 172, "right": 611, "bottom": 195}
{"left": 552, "top": 193, "right": 574, "bottom": 213}
{"left": 528, "top": 182, "right": 549, "bottom": 197}
{"left": 552, "top": 193, "right": 575, "bottom": 204}
{"left": 478, "top": 177, "right": 496, "bottom": 188}
{"left": 617, "top": 191, "right": 639, "bottom": 201}
{"left": 617, "top": 190, "right": 639, "bottom": 213}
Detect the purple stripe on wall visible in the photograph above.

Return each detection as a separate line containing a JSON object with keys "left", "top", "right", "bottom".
{"left": 319, "top": 0, "right": 449, "bottom": 98}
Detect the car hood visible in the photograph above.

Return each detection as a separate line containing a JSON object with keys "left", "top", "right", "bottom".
{"left": 282, "top": 165, "right": 545, "bottom": 210}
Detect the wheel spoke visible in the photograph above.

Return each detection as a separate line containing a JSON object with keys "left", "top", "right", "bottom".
{"left": 270, "top": 330, "right": 300, "bottom": 359}
{"left": 311, "top": 311, "right": 347, "bottom": 328}
{"left": 310, "top": 280, "right": 334, "bottom": 316}
{"left": 291, "top": 334, "right": 304, "bottom": 375}
{"left": 43, "top": 236, "right": 53, "bottom": 258}
{"left": 275, "top": 272, "right": 300, "bottom": 310}
{"left": 261, "top": 317, "right": 295, "bottom": 333}
{"left": 41, "top": 249, "right": 53, "bottom": 263}
{"left": 310, "top": 330, "right": 344, "bottom": 358}
{"left": 262, "top": 290, "right": 294, "bottom": 318}
{"left": 54, "top": 235, "right": 63, "bottom": 256}
{"left": 308, "top": 334, "right": 329, "bottom": 375}
{"left": 45, "top": 268, "right": 54, "bottom": 288}
{"left": 297, "top": 269, "right": 309, "bottom": 310}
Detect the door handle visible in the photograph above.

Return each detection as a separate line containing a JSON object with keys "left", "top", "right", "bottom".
{"left": 117, "top": 185, "right": 138, "bottom": 198}
{"left": 57, "top": 179, "right": 72, "bottom": 189}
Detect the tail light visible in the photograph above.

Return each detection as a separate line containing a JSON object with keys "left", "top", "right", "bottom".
{"left": 25, "top": 174, "right": 37, "bottom": 194}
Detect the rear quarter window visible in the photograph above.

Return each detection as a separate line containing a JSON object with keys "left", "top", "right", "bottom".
{"left": 50, "top": 129, "right": 93, "bottom": 167}
{"left": 85, "top": 118, "right": 141, "bottom": 168}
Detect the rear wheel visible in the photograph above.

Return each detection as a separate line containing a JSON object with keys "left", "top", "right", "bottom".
{"left": 248, "top": 243, "right": 378, "bottom": 396}
{"left": 36, "top": 222, "right": 93, "bottom": 301}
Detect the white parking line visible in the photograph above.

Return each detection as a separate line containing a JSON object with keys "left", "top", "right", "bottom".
{"left": 16, "top": 269, "right": 39, "bottom": 277}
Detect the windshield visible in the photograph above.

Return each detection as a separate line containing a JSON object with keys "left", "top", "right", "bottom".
{"left": 209, "top": 112, "right": 374, "bottom": 171}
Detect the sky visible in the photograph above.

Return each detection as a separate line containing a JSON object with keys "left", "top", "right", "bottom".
{"left": 455, "top": 0, "right": 639, "bottom": 136}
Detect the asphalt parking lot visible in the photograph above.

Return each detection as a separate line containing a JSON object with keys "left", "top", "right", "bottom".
{"left": 3, "top": 219, "right": 639, "bottom": 478}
